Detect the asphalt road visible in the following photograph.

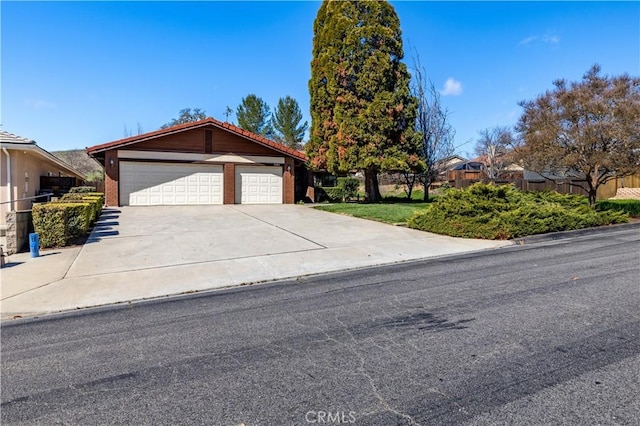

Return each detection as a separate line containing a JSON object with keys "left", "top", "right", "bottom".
{"left": 2, "top": 228, "right": 639, "bottom": 425}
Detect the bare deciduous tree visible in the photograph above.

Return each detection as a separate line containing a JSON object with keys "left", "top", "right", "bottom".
{"left": 123, "top": 122, "right": 144, "bottom": 138}
{"left": 410, "top": 54, "right": 455, "bottom": 201}
{"left": 161, "top": 108, "right": 207, "bottom": 129}
{"left": 475, "top": 126, "right": 516, "bottom": 179}
{"left": 516, "top": 64, "right": 640, "bottom": 206}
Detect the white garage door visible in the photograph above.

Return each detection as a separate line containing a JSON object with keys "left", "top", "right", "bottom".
{"left": 120, "top": 162, "right": 223, "bottom": 206}
{"left": 235, "top": 166, "right": 283, "bottom": 204}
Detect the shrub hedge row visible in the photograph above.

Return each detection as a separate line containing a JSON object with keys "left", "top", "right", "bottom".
{"left": 408, "top": 183, "right": 629, "bottom": 240}
{"left": 596, "top": 199, "right": 640, "bottom": 217}
{"left": 32, "top": 190, "right": 105, "bottom": 248}
{"left": 316, "top": 177, "right": 360, "bottom": 202}
{"left": 69, "top": 186, "right": 97, "bottom": 193}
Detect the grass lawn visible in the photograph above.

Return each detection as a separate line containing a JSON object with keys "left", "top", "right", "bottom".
{"left": 314, "top": 202, "right": 429, "bottom": 225}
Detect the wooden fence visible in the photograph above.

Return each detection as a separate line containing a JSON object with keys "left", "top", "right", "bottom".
{"left": 447, "top": 172, "right": 640, "bottom": 200}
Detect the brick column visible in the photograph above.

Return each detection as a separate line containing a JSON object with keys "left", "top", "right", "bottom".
{"left": 224, "top": 163, "right": 235, "bottom": 204}
{"left": 283, "top": 158, "right": 295, "bottom": 204}
{"left": 104, "top": 150, "right": 119, "bottom": 206}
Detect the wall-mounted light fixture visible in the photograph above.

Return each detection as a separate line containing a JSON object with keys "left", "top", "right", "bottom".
{"left": 286, "top": 165, "right": 291, "bottom": 173}
{"left": 109, "top": 159, "right": 115, "bottom": 167}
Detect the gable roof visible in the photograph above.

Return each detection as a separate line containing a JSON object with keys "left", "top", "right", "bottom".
{"left": 86, "top": 117, "right": 307, "bottom": 162}
{"left": 1, "top": 130, "right": 86, "bottom": 180}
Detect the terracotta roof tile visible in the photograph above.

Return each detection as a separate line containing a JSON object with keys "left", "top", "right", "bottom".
{"left": 0, "top": 130, "right": 35, "bottom": 144}
{"left": 87, "top": 117, "right": 307, "bottom": 162}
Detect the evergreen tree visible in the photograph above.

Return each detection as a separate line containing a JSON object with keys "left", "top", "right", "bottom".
{"left": 236, "top": 94, "right": 273, "bottom": 137}
{"left": 272, "top": 96, "right": 308, "bottom": 149}
{"left": 307, "top": 0, "right": 417, "bottom": 202}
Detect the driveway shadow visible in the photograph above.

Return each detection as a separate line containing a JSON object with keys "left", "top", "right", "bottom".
{"left": 1, "top": 262, "right": 25, "bottom": 268}
{"left": 86, "top": 210, "right": 121, "bottom": 243}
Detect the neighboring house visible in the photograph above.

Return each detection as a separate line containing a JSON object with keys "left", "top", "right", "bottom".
{"left": 446, "top": 156, "right": 525, "bottom": 188}
{"left": 436, "top": 155, "right": 467, "bottom": 171}
{"left": 434, "top": 155, "right": 467, "bottom": 182}
{"left": 1, "top": 131, "right": 86, "bottom": 227}
{"left": 86, "top": 118, "right": 309, "bottom": 207}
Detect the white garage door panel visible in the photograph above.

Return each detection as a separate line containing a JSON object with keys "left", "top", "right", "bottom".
{"left": 235, "top": 166, "right": 283, "bottom": 204}
{"left": 120, "top": 162, "right": 223, "bottom": 206}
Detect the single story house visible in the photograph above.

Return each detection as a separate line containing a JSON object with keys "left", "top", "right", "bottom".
{"left": 1, "top": 131, "right": 86, "bottom": 227}
{"left": 86, "top": 118, "right": 310, "bottom": 207}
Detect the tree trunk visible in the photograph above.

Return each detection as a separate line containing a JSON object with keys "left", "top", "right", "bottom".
{"left": 588, "top": 188, "right": 597, "bottom": 207}
{"left": 401, "top": 171, "right": 413, "bottom": 200}
{"left": 364, "top": 168, "right": 382, "bottom": 203}
{"left": 588, "top": 168, "right": 598, "bottom": 207}
{"left": 423, "top": 175, "right": 430, "bottom": 201}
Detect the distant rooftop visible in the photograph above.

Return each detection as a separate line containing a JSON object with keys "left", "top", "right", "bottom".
{"left": 0, "top": 130, "right": 35, "bottom": 145}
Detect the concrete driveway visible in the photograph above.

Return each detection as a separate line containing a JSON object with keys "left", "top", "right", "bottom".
{"left": 1, "top": 205, "right": 510, "bottom": 318}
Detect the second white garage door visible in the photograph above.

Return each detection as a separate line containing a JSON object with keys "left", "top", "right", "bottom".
{"left": 235, "top": 166, "right": 283, "bottom": 204}
{"left": 120, "top": 162, "right": 223, "bottom": 206}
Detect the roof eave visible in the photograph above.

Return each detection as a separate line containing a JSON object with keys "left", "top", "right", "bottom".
{"left": 3, "top": 143, "right": 86, "bottom": 180}
{"left": 87, "top": 117, "right": 308, "bottom": 162}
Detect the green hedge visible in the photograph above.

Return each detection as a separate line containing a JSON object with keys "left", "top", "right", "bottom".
{"left": 65, "top": 203, "right": 93, "bottom": 238}
{"left": 408, "top": 183, "right": 629, "bottom": 240}
{"left": 69, "top": 186, "right": 97, "bottom": 193}
{"left": 32, "top": 204, "right": 69, "bottom": 248}
{"left": 316, "top": 177, "right": 361, "bottom": 202}
{"left": 60, "top": 193, "right": 104, "bottom": 223}
{"left": 596, "top": 199, "right": 640, "bottom": 217}
{"left": 33, "top": 193, "right": 104, "bottom": 248}
{"left": 337, "top": 177, "right": 360, "bottom": 201}
{"left": 61, "top": 192, "right": 104, "bottom": 204}
{"left": 33, "top": 202, "right": 92, "bottom": 247}
{"left": 316, "top": 186, "right": 344, "bottom": 202}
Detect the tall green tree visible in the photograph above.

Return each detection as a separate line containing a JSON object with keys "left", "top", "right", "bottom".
{"left": 161, "top": 108, "right": 207, "bottom": 129}
{"left": 236, "top": 94, "right": 273, "bottom": 137}
{"left": 307, "top": 0, "right": 417, "bottom": 202}
{"left": 272, "top": 96, "right": 308, "bottom": 149}
{"left": 516, "top": 64, "right": 640, "bottom": 206}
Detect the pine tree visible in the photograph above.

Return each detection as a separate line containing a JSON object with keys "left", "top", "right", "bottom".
{"left": 236, "top": 94, "right": 273, "bottom": 137}
{"left": 272, "top": 96, "right": 308, "bottom": 149}
{"left": 307, "top": 0, "right": 417, "bottom": 202}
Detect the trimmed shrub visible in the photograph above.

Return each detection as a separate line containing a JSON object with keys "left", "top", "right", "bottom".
{"left": 337, "top": 177, "right": 360, "bottom": 201}
{"left": 408, "top": 183, "right": 628, "bottom": 240}
{"left": 64, "top": 203, "right": 92, "bottom": 238}
{"left": 597, "top": 199, "right": 640, "bottom": 217}
{"left": 316, "top": 177, "right": 361, "bottom": 202}
{"left": 32, "top": 202, "right": 94, "bottom": 248}
{"left": 32, "top": 204, "right": 69, "bottom": 248}
{"left": 69, "top": 186, "right": 97, "bottom": 193}
{"left": 61, "top": 192, "right": 104, "bottom": 205}
{"left": 316, "top": 186, "right": 344, "bottom": 202}
{"left": 60, "top": 193, "right": 103, "bottom": 223}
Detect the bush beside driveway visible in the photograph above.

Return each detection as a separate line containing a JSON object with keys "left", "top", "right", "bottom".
{"left": 314, "top": 184, "right": 635, "bottom": 240}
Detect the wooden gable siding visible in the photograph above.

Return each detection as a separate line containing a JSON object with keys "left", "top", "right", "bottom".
{"left": 130, "top": 128, "right": 205, "bottom": 152}
{"left": 119, "top": 126, "right": 283, "bottom": 157}
{"left": 210, "top": 127, "right": 279, "bottom": 156}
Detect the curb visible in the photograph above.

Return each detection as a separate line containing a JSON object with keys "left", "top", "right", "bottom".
{"left": 511, "top": 220, "right": 640, "bottom": 245}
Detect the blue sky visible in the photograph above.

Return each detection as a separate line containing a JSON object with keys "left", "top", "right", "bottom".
{"left": 2, "top": 1, "right": 638, "bottom": 158}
